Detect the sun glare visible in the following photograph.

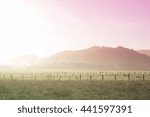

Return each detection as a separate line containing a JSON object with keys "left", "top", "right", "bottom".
{"left": 0, "top": 0, "right": 52, "bottom": 64}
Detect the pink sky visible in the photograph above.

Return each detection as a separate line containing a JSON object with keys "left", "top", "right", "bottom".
{"left": 39, "top": 0, "right": 150, "bottom": 50}
{"left": 0, "top": 0, "right": 150, "bottom": 63}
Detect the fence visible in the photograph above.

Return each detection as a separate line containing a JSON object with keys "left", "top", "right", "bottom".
{"left": 0, "top": 72, "right": 150, "bottom": 80}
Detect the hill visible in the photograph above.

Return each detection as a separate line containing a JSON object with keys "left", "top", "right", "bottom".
{"left": 40, "top": 46, "right": 150, "bottom": 70}
{"left": 137, "top": 50, "right": 150, "bottom": 57}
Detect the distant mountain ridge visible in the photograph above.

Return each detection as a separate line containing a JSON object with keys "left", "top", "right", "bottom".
{"left": 137, "top": 50, "right": 150, "bottom": 57}
{"left": 40, "top": 46, "right": 150, "bottom": 70}
{"left": 11, "top": 46, "right": 150, "bottom": 70}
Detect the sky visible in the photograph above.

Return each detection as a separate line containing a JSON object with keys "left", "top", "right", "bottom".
{"left": 0, "top": 0, "right": 150, "bottom": 64}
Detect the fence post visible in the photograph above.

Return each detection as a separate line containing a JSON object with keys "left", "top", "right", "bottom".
{"left": 128, "top": 73, "right": 130, "bottom": 80}
{"left": 80, "top": 74, "right": 81, "bottom": 80}
{"left": 115, "top": 74, "right": 117, "bottom": 80}
{"left": 102, "top": 74, "right": 104, "bottom": 80}
{"left": 90, "top": 75, "right": 92, "bottom": 80}
{"left": 143, "top": 74, "right": 145, "bottom": 80}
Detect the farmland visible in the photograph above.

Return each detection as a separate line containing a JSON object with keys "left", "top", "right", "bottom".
{"left": 0, "top": 71, "right": 150, "bottom": 100}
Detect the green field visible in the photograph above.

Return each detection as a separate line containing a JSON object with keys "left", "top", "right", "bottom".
{"left": 0, "top": 80, "right": 150, "bottom": 100}
{"left": 0, "top": 71, "right": 150, "bottom": 100}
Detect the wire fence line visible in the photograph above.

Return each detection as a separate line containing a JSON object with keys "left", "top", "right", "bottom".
{"left": 0, "top": 72, "right": 150, "bottom": 80}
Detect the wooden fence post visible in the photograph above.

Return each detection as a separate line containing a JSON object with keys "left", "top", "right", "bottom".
{"left": 128, "top": 73, "right": 130, "bottom": 80}
{"left": 102, "top": 74, "right": 104, "bottom": 80}
{"left": 115, "top": 74, "right": 117, "bottom": 80}
{"left": 143, "top": 74, "right": 145, "bottom": 80}
{"left": 90, "top": 75, "right": 92, "bottom": 80}
{"left": 80, "top": 74, "right": 81, "bottom": 80}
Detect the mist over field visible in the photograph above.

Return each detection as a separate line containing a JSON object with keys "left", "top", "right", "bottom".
{"left": 0, "top": 46, "right": 150, "bottom": 71}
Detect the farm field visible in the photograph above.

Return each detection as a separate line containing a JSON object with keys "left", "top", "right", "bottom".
{"left": 0, "top": 71, "right": 150, "bottom": 100}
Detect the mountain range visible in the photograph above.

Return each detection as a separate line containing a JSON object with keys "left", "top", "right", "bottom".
{"left": 17, "top": 46, "right": 150, "bottom": 70}
{"left": 9, "top": 46, "right": 150, "bottom": 70}
{"left": 137, "top": 50, "right": 150, "bottom": 57}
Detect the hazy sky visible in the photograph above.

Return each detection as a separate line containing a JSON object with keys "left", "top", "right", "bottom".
{"left": 0, "top": 0, "right": 150, "bottom": 64}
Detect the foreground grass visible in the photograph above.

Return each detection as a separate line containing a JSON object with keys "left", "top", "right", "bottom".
{"left": 0, "top": 80, "right": 150, "bottom": 99}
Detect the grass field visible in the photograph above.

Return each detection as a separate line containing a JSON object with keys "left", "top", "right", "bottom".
{"left": 0, "top": 79, "right": 150, "bottom": 100}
